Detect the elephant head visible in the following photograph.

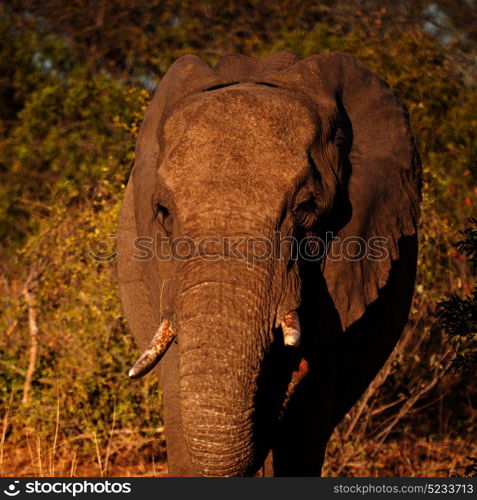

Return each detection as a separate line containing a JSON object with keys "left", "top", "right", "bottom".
{"left": 118, "top": 51, "right": 421, "bottom": 476}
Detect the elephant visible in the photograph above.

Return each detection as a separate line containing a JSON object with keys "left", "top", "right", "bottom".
{"left": 117, "top": 50, "right": 421, "bottom": 477}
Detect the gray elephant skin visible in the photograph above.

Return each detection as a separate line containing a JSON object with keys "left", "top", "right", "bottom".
{"left": 117, "top": 51, "right": 421, "bottom": 477}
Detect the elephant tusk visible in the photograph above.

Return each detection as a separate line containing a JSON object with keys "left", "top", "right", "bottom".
{"left": 128, "top": 319, "right": 175, "bottom": 379}
{"left": 281, "top": 311, "right": 301, "bottom": 347}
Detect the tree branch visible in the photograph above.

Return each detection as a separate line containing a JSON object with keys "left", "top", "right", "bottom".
{"left": 22, "top": 280, "right": 39, "bottom": 405}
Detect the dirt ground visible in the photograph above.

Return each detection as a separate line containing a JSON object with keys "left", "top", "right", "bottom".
{"left": 1, "top": 435, "right": 475, "bottom": 477}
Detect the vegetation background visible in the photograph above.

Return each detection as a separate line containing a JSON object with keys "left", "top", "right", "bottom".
{"left": 0, "top": 0, "right": 475, "bottom": 477}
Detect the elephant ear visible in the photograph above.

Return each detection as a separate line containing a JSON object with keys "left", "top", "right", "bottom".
{"left": 273, "top": 52, "right": 421, "bottom": 331}
{"left": 118, "top": 56, "right": 224, "bottom": 346}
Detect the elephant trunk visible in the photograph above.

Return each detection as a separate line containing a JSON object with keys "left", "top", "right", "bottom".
{"left": 177, "top": 258, "right": 272, "bottom": 476}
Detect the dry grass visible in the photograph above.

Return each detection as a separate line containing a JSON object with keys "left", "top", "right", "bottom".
{"left": 323, "top": 436, "right": 476, "bottom": 477}
{"left": 0, "top": 434, "right": 474, "bottom": 477}
{"left": 0, "top": 428, "right": 168, "bottom": 477}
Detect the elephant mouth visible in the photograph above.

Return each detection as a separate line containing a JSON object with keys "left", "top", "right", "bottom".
{"left": 128, "top": 310, "right": 302, "bottom": 379}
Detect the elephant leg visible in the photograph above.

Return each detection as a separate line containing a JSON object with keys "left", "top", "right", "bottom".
{"left": 159, "top": 342, "right": 195, "bottom": 476}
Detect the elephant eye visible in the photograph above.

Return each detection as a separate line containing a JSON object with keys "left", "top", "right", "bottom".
{"left": 293, "top": 194, "right": 320, "bottom": 230}
{"left": 155, "top": 203, "right": 172, "bottom": 235}
{"left": 293, "top": 203, "right": 318, "bottom": 230}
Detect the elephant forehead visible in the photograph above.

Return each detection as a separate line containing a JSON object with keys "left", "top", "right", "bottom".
{"left": 159, "top": 86, "right": 317, "bottom": 220}
{"left": 162, "top": 85, "right": 316, "bottom": 161}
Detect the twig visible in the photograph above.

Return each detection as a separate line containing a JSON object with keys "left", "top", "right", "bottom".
{"left": 92, "top": 432, "right": 103, "bottom": 477}
{"left": 0, "top": 359, "right": 26, "bottom": 377}
{"left": 51, "top": 390, "right": 60, "bottom": 476}
{"left": 370, "top": 396, "right": 406, "bottom": 416}
{"left": 371, "top": 356, "right": 454, "bottom": 455}
{"left": 36, "top": 435, "right": 43, "bottom": 476}
{"left": 0, "top": 391, "right": 15, "bottom": 474}
{"left": 25, "top": 430, "right": 36, "bottom": 476}
{"left": 104, "top": 404, "right": 116, "bottom": 476}
{"left": 69, "top": 427, "right": 164, "bottom": 441}
{"left": 342, "top": 324, "right": 414, "bottom": 442}
{"left": 22, "top": 281, "right": 39, "bottom": 405}
{"left": 69, "top": 449, "right": 77, "bottom": 477}
{"left": 5, "top": 319, "right": 18, "bottom": 337}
